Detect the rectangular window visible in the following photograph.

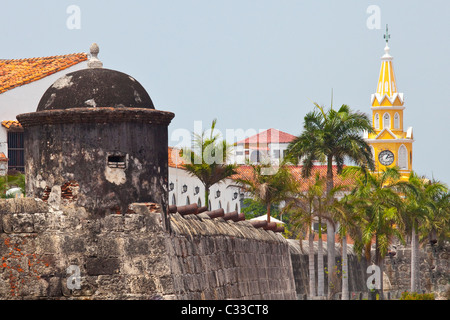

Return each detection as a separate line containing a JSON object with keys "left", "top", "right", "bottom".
{"left": 7, "top": 131, "right": 24, "bottom": 172}
{"left": 107, "top": 155, "right": 126, "bottom": 169}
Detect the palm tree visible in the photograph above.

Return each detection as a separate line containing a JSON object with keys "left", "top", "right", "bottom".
{"left": 182, "top": 119, "right": 236, "bottom": 209}
{"left": 285, "top": 173, "right": 343, "bottom": 298}
{"left": 343, "top": 166, "right": 405, "bottom": 299}
{"left": 401, "top": 172, "right": 448, "bottom": 293}
{"left": 286, "top": 180, "right": 318, "bottom": 298}
{"left": 234, "top": 163, "right": 298, "bottom": 223}
{"left": 286, "top": 103, "right": 375, "bottom": 297}
{"left": 331, "top": 193, "right": 363, "bottom": 300}
{"left": 426, "top": 189, "right": 450, "bottom": 246}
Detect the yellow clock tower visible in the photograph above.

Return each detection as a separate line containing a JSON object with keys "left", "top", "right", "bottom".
{"left": 365, "top": 26, "right": 414, "bottom": 179}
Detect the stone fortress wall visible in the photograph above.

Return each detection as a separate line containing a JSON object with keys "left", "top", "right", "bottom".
{"left": 0, "top": 198, "right": 296, "bottom": 299}
{"left": 0, "top": 197, "right": 448, "bottom": 300}
{"left": 288, "top": 238, "right": 449, "bottom": 299}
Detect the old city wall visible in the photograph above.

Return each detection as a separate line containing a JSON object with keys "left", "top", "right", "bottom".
{"left": 0, "top": 197, "right": 447, "bottom": 300}
{"left": 167, "top": 212, "right": 296, "bottom": 300}
{"left": 288, "top": 239, "right": 449, "bottom": 299}
{"left": 0, "top": 198, "right": 296, "bottom": 300}
{"left": 383, "top": 243, "right": 449, "bottom": 297}
{"left": 0, "top": 198, "right": 174, "bottom": 299}
{"left": 288, "top": 239, "right": 369, "bottom": 298}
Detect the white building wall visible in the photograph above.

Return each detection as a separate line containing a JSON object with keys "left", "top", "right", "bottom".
{"left": 0, "top": 61, "right": 88, "bottom": 121}
{"left": 234, "top": 142, "right": 291, "bottom": 166}
{"left": 0, "top": 127, "right": 7, "bottom": 157}
{"left": 0, "top": 61, "right": 88, "bottom": 174}
{"left": 168, "top": 166, "right": 241, "bottom": 212}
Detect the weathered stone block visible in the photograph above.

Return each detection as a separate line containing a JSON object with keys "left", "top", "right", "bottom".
{"left": 61, "top": 275, "right": 97, "bottom": 297}
{"left": 124, "top": 214, "right": 145, "bottom": 232}
{"left": 127, "top": 275, "right": 157, "bottom": 294}
{"left": 86, "top": 257, "right": 120, "bottom": 276}
{"left": 157, "top": 274, "right": 174, "bottom": 294}
{"left": 101, "top": 214, "right": 124, "bottom": 232}
{"left": 97, "top": 237, "right": 121, "bottom": 257}
{"left": 2, "top": 214, "right": 33, "bottom": 233}
{"left": 124, "top": 237, "right": 149, "bottom": 256}
{"left": 0, "top": 198, "right": 49, "bottom": 215}
{"left": 47, "top": 276, "right": 62, "bottom": 297}
{"left": 60, "top": 235, "right": 85, "bottom": 255}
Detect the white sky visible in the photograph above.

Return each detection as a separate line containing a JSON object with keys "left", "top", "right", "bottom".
{"left": 1, "top": 0, "right": 449, "bottom": 184}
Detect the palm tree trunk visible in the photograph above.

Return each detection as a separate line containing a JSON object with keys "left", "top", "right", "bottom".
{"left": 317, "top": 219, "right": 325, "bottom": 297}
{"left": 365, "top": 241, "right": 372, "bottom": 263}
{"left": 411, "top": 225, "right": 420, "bottom": 292}
{"left": 326, "top": 155, "right": 336, "bottom": 299}
{"left": 375, "top": 237, "right": 384, "bottom": 300}
{"left": 326, "top": 220, "right": 336, "bottom": 298}
{"left": 308, "top": 228, "right": 316, "bottom": 298}
{"left": 205, "top": 186, "right": 210, "bottom": 210}
{"left": 341, "top": 234, "right": 349, "bottom": 300}
{"left": 267, "top": 202, "right": 271, "bottom": 223}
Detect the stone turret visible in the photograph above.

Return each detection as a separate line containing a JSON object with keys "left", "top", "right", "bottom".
{"left": 17, "top": 44, "right": 175, "bottom": 218}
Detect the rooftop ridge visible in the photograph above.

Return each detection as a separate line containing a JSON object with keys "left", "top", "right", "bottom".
{"left": 0, "top": 52, "right": 87, "bottom": 62}
{"left": 0, "top": 52, "right": 88, "bottom": 94}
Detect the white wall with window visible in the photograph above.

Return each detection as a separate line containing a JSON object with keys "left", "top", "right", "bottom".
{"left": 168, "top": 166, "right": 241, "bottom": 212}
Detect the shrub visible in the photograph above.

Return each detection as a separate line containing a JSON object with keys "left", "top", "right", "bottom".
{"left": 400, "top": 291, "right": 435, "bottom": 300}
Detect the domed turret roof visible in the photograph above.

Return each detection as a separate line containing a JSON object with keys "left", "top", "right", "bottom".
{"left": 37, "top": 43, "right": 154, "bottom": 111}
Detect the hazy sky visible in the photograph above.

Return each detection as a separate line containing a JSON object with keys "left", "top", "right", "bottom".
{"left": 1, "top": 1, "right": 449, "bottom": 184}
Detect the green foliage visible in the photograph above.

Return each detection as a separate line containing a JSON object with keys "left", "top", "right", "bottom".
{"left": 241, "top": 198, "right": 280, "bottom": 220}
{"left": 401, "top": 172, "right": 449, "bottom": 245}
{"left": 285, "top": 173, "right": 342, "bottom": 240}
{"left": 286, "top": 103, "right": 375, "bottom": 186}
{"left": 400, "top": 291, "right": 435, "bottom": 300}
{"left": 0, "top": 173, "right": 25, "bottom": 198}
{"left": 234, "top": 163, "right": 298, "bottom": 223}
{"left": 182, "top": 119, "right": 236, "bottom": 207}
{"left": 342, "top": 166, "right": 406, "bottom": 262}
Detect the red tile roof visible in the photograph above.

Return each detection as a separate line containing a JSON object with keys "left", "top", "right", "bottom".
{"left": 232, "top": 165, "right": 353, "bottom": 192}
{"left": 0, "top": 53, "right": 88, "bottom": 94}
{"left": 1, "top": 120, "right": 22, "bottom": 129}
{"left": 236, "top": 128, "right": 296, "bottom": 145}
{"left": 168, "top": 147, "right": 185, "bottom": 168}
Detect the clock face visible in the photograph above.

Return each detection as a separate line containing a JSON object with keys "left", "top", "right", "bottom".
{"left": 378, "top": 150, "right": 394, "bottom": 166}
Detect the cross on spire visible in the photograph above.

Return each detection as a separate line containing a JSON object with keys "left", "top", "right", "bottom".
{"left": 383, "top": 24, "right": 390, "bottom": 44}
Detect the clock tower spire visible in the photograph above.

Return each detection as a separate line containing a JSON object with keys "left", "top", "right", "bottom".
{"left": 364, "top": 26, "right": 414, "bottom": 179}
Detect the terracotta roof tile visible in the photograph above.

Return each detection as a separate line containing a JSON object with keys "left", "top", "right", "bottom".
{"left": 236, "top": 128, "right": 296, "bottom": 145}
{"left": 0, "top": 53, "right": 88, "bottom": 94}
{"left": 1, "top": 120, "right": 22, "bottom": 129}
{"left": 168, "top": 147, "right": 185, "bottom": 168}
{"left": 232, "top": 165, "right": 353, "bottom": 192}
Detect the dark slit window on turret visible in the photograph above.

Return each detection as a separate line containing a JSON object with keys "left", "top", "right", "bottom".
{"left": 108, "top": 155, "right": 126, "bottom": 169}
